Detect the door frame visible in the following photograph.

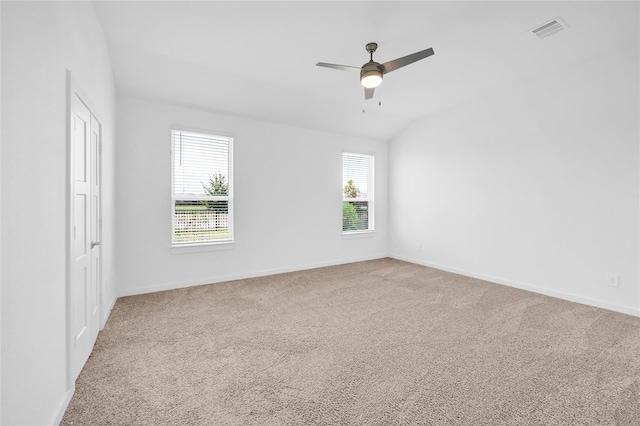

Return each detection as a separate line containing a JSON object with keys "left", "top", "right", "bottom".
{"left": 66, "top": 70, "right": 103, "bottom": 388}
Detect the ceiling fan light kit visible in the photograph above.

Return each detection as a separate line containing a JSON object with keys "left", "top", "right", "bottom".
{"left": 360, "top": 67, "right": 383, "bottom": 88}
{"left": 317, "top": 41, "right": 435, "bottom": 100}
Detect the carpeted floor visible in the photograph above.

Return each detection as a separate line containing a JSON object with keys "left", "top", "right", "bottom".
{"left": 61, "top": 258, "right": 640, "bottom": 425}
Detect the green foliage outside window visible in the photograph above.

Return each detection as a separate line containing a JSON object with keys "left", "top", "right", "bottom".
{"left": 343, "top": 202, "right": 360, "bottom": 231}
{"left": 342, "top": 179, "right": 368, "bottom": 231}
{"left": 201, "top": 173, "right": 228, "bottom": 209}
{"left": 343, "top": 179, "right": 360, "bottom": 198}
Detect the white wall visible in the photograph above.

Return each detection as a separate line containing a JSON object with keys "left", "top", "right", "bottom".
{"left": 116, "top": 97, "right": 388, "bottom": 296}
{"left": 0, "top": 3, "right": 3, "bottom": 422}
{"left": 389, "top": 46, "right": 640, "bottom": 316}
{"left": 1, "top": 2, "right": 116, "bottom": 425}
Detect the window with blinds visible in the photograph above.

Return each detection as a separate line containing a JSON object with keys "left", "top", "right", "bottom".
{"left": 342, "top": 152, "right": 374, "bottom": 232}
{"left": 171, "top": 130, "right": 233, "bottom": 244}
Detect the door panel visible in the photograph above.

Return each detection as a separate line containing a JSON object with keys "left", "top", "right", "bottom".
{"left": 72, "top": 267, "right": 87, "bottom": 346}
{"left": 73, "top": 194, "right": 87, "bottom": 260}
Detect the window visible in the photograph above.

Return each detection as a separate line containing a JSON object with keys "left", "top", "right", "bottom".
{"left": 171, "top": 130, "right": 233, "bottom": 245}
{"left": 342, "top": 152, "right": 374, "bottom": 232}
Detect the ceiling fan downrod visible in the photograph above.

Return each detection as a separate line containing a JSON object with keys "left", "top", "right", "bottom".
{"left": 365, "top": 42, "right": 378, "bottom": 61}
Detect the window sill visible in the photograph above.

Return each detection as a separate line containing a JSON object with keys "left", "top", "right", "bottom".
{"left": 342, "top": 230, "right": 375, "bottom": 239}
{"left": 170, "top": 241, "right": 236, "bottom": 254}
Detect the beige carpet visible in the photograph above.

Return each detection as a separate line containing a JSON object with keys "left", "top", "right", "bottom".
{"left": 62, "top": 258, "right": 640, "bottom": 425}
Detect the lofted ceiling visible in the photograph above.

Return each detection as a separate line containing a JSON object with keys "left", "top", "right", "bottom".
{"left": 94, "top": 1, "right": 639, "bottom": 141}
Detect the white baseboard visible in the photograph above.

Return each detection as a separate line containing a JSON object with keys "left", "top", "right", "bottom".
{"left": 391, "top": 254, "right": 640, "bottom": 317}
{"left": 117, "top": 255, "right": 387, "bottom": 298}
{"left": 51, "top": 385, "right": 75, "bottom": 426}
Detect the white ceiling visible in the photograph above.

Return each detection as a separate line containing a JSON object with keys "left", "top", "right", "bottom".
{"left": 94, "top": 1, "right": 639, "bottom": 141}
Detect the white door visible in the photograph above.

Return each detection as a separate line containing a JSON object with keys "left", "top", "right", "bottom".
{"left": 69, "top": 91, "right": 101, "bottom": 382}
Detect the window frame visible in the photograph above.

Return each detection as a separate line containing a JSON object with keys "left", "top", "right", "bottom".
{"left": 170, "top": 129, "right": 234, "bottom": 247}
{"left": 342, "top": 151, "right": 375, "bottom": 234}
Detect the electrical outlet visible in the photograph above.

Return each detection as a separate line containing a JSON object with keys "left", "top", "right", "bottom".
{"left": 606, "top": 274, "right": 619, "bottom": 288}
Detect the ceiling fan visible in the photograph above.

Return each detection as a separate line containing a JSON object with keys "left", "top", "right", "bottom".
{"left": 316, "top": 42, "right": 435, "bottom": 100}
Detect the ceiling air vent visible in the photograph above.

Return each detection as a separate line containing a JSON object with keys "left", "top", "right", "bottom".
{"left": 531, "top": 17, "right": 568, "bottom": 39}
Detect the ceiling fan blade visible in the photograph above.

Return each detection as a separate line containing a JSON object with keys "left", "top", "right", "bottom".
{"left": 364, "top": 87, "right": 375, "bottom": 100}
{"left": 381, "top": 47, "right": 434, "bottom": 74}
{"left": 316, "top": 62, "right": 361, "bottom": 72}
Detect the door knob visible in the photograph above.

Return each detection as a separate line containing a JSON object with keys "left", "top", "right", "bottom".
{"left": 91, "top": 241, "right": 101, "bottom": 249}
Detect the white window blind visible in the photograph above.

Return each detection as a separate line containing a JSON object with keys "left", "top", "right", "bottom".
{"left": 171, "top": 130, "right": 233, "bottom": 244}
{"left": 342, "top": 152, "right": 374, "bottom": 232}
